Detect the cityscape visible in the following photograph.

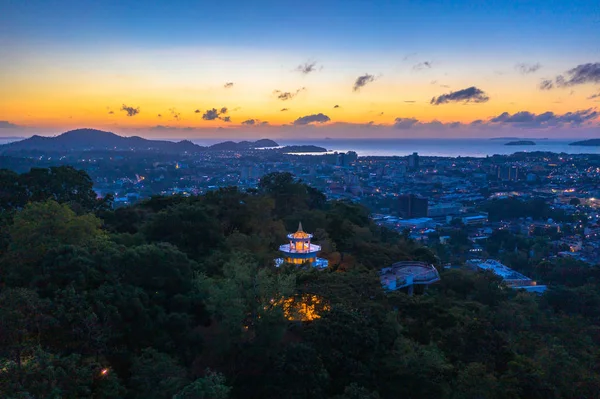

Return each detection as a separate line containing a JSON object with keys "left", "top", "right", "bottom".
{"left": 2, "top": 1, "right": 600, "bottom": 398}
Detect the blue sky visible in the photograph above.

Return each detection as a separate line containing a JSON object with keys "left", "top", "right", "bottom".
{"left": 1, "top": 0, "right": 599, "bottom": 138}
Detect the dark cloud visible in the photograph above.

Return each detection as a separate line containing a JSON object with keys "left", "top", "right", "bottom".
{"left": 194, "top": 109, "right": 201, "bottom": 113}
{"left": 241, "top": 119, "right": 256, "bottom": 125}
{"left": 120, "top": 104, "right": 140, "bottom": 117}
{"left": 430, "top": 86, "right": 489, "bottom": 105}
{"left": 169, "top": 108, "right": 181, "bottom": 121}
{"left": 393, "top": 118, "right": 419, "bottom": 129}
{"left": 261, "top": 121, "right": 269, "bottom": 126}
{"left": 280, "top": 108, "right": 289, "bottom": 111}
{"left": 273, "top": 87, "right": 306, "bottom": 101}
{"left": 158, "top": 114, "right": 162, "bottom": 118}
{"left": 542, "top": 63, "right": 600, "bottom": 89}
{"left": 353, "top": 74, "right": 376, "bottom": 92}
{"left": 333, "top": 105, "right": 340, "bottom": 108}
{"left": 490, "top": 108, "right": 598, "bottom": 128}
{"left": 559, "top": 63, "right": 600, "bottom": 86}
{"left": 413, "top": 61, "right": 432, "bottom": 71}
{"left": 201, "top": 107, "right": 228, "bottom": 121}
{"left": 222, "top": 116, "right": 231, "bottom": 122}
{"left": 515, "top": 63, "right": 542, "bottom": 74}
{"left": 108, "top": 111, "right": 114, "bottom": 114}
{"left": 588, "top": 93, "right": 600, "bottom": 100}
{"left": 392, "top": 117, "right": 464, "bottom": 130}
{"left": 296, "top": 61, "right": 319, "bottom": 74}
{"left": 293, "top": 113, "right": 331, "bottom": 125}
{"left": 224, "top": 82, "right": 234, "bottom": 88}
{"left": 539, "top": 79, "right": 554, "bottom": 90}
{"left": 404, "top": 100, "right": 416, "bottom": 103}
{"left": 0, "top": 121, "right": 19, "bottom": 128}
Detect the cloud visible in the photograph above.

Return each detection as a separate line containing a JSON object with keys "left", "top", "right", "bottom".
{"left": 0, "top": 121, "right": 19, "bottom": 128}
{"left": 224, "top": 82, "right": 234, "bottom": 88}
{"left": 413, "top": 61, "right": 432, "bottom": 71}
{"left": 201, "top": 107, "right": 228, "bottom": 121}
{"left": 273, "top": 87, "right": 306, "bottom": 101}
{"left": 393, "top": 118, "right": 419, "bottom": 129}
{"left": 515, "top": 62, "right": 542, "bottom": 74}
{"left": 281, "top": 108, "right": 289, "bottom": 111}
{"left": 158, "top": 114, "right": 162, "bottom": 118}
{"left": 539, "top": 79, "right": 554, "bottom": 90}
{"left": 108, "top": 111, "right": 114, "bottom": 114}
{"left": 120, "top": 104, "right": 140, "bottom": 117}
{"left": 333, "top": 104, "right": 340, "bottom": 108}
{"left": 542, "top": 63, "right": 600, "bottom": 89}
{"left": 293, "top": 113, "right": 331, "bottom": 125}
{"left": 489, "top": 108, "right": 598, "bottom": 128}
{"left": 559, "top": 63, "right": 600, "bottom": 87}
{"left": 404, "top": 100, "right": 416, "bottom": 103}
{"left": 261, "top": 121, "right": 269, "bottom": 125}
{"left": 169, "top": 108, "right": 181, "bottom": 121}
{"left": 296, "top": 61, "right": 319, "bottom": 74}
{"left": 222, "top": 116, "right": 231, "bottom": 122}
{"left": 430, "top": 86, "right": 489, "bottom": 105}
{"left": 353, "top": 74, "right": 376, "bottom": 92}
{"left": 588, "top": 93, "right": 600, "bottom": 100}
{"left": 241, "top": 119, "right": 256, "bottom": 125}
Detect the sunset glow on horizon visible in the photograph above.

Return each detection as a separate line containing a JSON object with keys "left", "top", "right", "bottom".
{"left": 1, "top": 0, "right": 599, "bottom": 139}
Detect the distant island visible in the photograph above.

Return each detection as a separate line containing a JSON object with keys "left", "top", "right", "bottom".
{"left": 282, "top": 145, "right": 328, "bottom": 153}
{"left": 505, "top": 140, "right": 536, "bottom": 146}
{"left": 0, "top": 129, "right": 279, "bottom": 154}
{"left": 569, "top": 139, "right": 600, "bottom": 147}
{"left": 491, "top": 137, "right": 547, "bottom": 141}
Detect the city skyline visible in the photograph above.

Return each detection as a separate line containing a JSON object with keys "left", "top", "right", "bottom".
{"left": 1, "top": 0, "right": 599, "bottom": 138}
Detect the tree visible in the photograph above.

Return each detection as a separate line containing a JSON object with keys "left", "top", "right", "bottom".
{"left": 129, "top": 348, "right": 188, "bottom": 399}
{"left": 569, "top": 197, "right": 581, "bottom": 206}
{"left": 4, "top": 200, "right": 104, "bottom": 284}
{"left": 174, "top": 369, "right": 231, "bottom": 399}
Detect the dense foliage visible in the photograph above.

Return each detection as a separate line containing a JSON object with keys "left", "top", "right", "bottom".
{"left": 1, "top": 169, "right": 600, "bottom": 398}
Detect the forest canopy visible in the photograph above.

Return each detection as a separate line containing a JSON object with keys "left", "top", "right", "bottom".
{"left": 1, "top": 168, "right": 599, "bottom": 398}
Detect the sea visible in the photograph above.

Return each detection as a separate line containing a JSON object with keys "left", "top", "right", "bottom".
{"left": 2, "top": 137, "right": 599, "bottom": 158}
{"left": 196, "top": 138, "right": 600, "bottom": 158}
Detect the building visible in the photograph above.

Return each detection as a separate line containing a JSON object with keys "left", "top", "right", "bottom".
{"left": 428, "top": 203, "right": 461, "bottom": 218}
{"left": 397, "top": 217, "right": 435, "bottom": 230}
{"left": 497, "top": 165, "right": 519, "bottom": 181}
{"left": 275, "top": 223, "right": 328, "bottom": 269}
{"left": 398, "top": 194, "right": 428, "bottom": 218}
{"left": 337, "top": 151, "right": 358, "bottom": 167}
{"left": 408, "top": 152, "right": 420, "bottom": 171}
{"left": 380, "top": 261, "right": 441, "bottom": 295}
{"left": 447, "top": 212, "right": 488, "bottom": 226}
{"left": 466, "top": 259, "right": 547, "bottom": 293}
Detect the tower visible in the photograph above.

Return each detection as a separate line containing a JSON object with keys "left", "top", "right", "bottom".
{"left": 275, "top": 222, "right": 328, "bottom": 269}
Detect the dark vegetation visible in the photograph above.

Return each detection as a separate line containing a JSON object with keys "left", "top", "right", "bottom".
{"left": 1, "top": 168, "right": 600, "bottom": 398}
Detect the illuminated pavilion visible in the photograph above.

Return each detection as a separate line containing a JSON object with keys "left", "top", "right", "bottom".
{"left": 275, "top": 222, "right": 328, "bottom": 269}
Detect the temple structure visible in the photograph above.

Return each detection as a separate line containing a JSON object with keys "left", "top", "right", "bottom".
{"left": 275, "top": 223, "right": 328, "bottom": 269}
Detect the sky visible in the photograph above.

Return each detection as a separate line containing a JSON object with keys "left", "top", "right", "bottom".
{"left": 1, "top": 0, "right": 599, "bottom": 139}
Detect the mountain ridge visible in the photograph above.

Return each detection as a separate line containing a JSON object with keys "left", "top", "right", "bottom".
{"left": 0, "top": 128, "right": 279, "bottom": 153}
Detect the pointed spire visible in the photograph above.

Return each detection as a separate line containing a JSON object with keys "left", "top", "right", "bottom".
{"left": 297, "top": 221, "right": 304, "bottom": 232}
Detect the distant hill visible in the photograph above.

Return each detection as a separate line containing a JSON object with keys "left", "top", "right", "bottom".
{"left": 570, "top": 139, "right": 600, "bottom": 147}
{"left": 505, "top": 140, "right": 536, "bottom": 146}
{"left": 0, "top": 129, "right": 280, "bottom": 154}
{"left": 282, "top": 145, "right": 328, "bottom": 153}
{"left": 0, "top": 129, "right": 203, "bottom": 154}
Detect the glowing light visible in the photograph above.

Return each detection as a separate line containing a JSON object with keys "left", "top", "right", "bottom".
{"left": 273, "top": 294, "right": 330, "bottom": 321}
{"left": 100, "top": 368, "right": 109, "bottom": 376}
